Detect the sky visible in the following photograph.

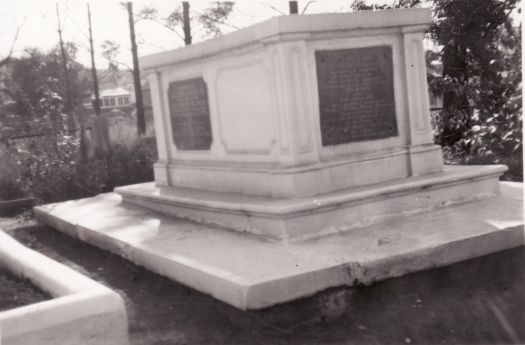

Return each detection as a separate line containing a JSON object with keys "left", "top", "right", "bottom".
{"left": 1, "top": 0, "right": 418, "bottom": 69}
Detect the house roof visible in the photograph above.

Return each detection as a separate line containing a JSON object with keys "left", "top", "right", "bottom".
{"left": 100, "top": 87, "right": 131, "bottom": 98}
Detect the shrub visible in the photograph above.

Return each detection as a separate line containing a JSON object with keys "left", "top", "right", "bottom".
{"left": 11, "top": 89, "right": 157, "bottom": 204}
{"left": 0, "top": 146, "right": 25, "bottom": 200}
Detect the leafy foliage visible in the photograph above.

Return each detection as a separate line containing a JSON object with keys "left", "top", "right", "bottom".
{"left": 0, "top": 149, "right": 24, "bottom": 200}
{"left": 351, "top": 0, "right": 420, "bottom": 11}
{"left": 198, "top": 2, "right": 236, "bottom": 37}
{"left": 2, "top": 87, "right": 156, "bottom": 203}
{"left": 14, "top": 87, "right": 80, "bottom": 202}
{"left": 351, "top": 0, "right": 522, "bottom": 181}
{"left": 3, "top": 44, "right": 90, "bottom": 119}
{"left": 429, "top": 0, "right": 521, "bottom": 180}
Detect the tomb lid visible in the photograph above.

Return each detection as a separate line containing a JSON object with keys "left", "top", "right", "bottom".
{"left": 140, "top": 8, "right": 430, "bottom": 71}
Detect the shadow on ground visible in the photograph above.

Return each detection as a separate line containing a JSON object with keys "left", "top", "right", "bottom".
{"left": 8, "top": 223, "right": 525, "bottom": 345}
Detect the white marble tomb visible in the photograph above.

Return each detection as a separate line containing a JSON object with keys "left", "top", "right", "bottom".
{"left": 37, "top": 9, "right": 523, "bottom": 310}
{"left": 116, "top": 8, "right": 505, "bottom": 241}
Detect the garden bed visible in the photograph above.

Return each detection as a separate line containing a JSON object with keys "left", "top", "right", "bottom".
{"left": 0, "top": 267, "right": 51, "bottom": 312}
{"left": 0, "top": 230, "right": 129, "bottom": 345}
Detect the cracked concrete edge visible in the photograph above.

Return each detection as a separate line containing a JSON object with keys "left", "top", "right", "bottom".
{"left": 355, "top": 225, "right": 525, "bottom": 286}
{"left": 0, "top": 230, "right": 129, "bottom": 345}
{"left": 242, "top": 225, "right": 525, "bottom": 310}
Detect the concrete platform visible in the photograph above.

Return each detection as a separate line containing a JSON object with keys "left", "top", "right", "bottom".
{"left": 34, "top": 182, "right": 524, "bottom": 310}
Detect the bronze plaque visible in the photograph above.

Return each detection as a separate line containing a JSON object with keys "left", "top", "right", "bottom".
{"left": 315, "top": 46, "right": 398, "bottom": 146}
{"left": 168, "top": 77, "right": 212, "bottom": 150}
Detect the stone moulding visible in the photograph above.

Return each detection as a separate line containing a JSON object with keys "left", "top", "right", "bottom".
{"left": 140, "top": 9, "right": 432, "bottom": 71}
{"left": 0, "top": 231, "right": 129, "bottom": 345}
{"left": 116, "top": 165, "right": 507, "bottom": 241}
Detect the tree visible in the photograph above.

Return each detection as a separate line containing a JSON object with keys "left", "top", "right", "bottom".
{"left": 48, "top": 43, "right": 91, "bottom": 113}
{"left": 5, "top": 44, "right": 90, "bottom": 119}
{"left": 127, "top": 2, "right": 146, "bottom": 136}
{"left": 351, "top": 0, "right": 522, "bottom": 180}
{"left": 429, "top": 0, "right": 521, "bottom": 179}
{"left": 135, "top": 1, "right": 237, "bottom": 43}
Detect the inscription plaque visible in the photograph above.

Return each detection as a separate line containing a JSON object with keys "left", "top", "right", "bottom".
{"left": 315, "top": 46, "right": 398, "bottom": 146}
{"left": 168, "top": 77, "right": 212, "bottom": 150}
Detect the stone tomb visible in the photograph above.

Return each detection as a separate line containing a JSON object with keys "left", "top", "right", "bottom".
{"left": 117, "top": 8, "right": 501, "bottom": 241}
{"left": 35, "top": 8, "right": 523, "bottom": 310}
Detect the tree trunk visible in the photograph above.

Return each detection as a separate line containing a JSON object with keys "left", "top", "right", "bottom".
{"left": 127, "top": 2, "right": 146, "bottom": 136}
{"left": 182, "top": 2, "right": 192, "bottom": 45}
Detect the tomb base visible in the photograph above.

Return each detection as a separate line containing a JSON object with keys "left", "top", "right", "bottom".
{"left": 152, "top": 145, "right": 444, "bottom": 199}
{"left": 34, "top": 177, "right": 524, "bottom": 310}
{"left": 116, "top": 165, "right": 506, "bottom": 241}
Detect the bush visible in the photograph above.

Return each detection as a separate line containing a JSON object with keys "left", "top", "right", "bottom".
{"left": 10, "top": 89, "right": 157, "bottom": 204}
{"left": 0, "top": 146, "right": 25, "bottom": 200}
{"left": 16, "top": 133, "right": 157, "bottom": 204}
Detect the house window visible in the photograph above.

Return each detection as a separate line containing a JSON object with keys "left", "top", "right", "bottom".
{"left": 110, "top": 98, "right": 116, "bottom": 107}
{"left": 103, "top": 98, "right": 110, "bottom": 107}
{"left": 124, "top": 97, "right": 129, "bottom": 105}
{"left": 118, "top": 97, "right": 123, "bottom": 106}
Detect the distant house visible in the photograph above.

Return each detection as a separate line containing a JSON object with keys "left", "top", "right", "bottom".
{"left": 82, "top": 68, "right": 151, "bottom": 113}
{"left": 100, "top": 87, "right": 131, "bottom": 109}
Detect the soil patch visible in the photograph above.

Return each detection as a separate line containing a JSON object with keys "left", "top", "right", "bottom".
{"left": 0, "top": 267, "right": 52, "bottom": 312}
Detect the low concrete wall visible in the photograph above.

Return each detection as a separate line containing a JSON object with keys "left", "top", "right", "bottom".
{"left": 0, "top": 198, "right": 35, "bottom": 216}
{"left": 0, "top": 230, "right": 129, "bottom": 345}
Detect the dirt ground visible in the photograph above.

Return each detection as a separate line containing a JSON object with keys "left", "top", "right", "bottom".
{"left": 0, "top": 267, "right": 51, "bottom": 312}
{"left": 1, "top": 215, "right": 524, "bottom": 345}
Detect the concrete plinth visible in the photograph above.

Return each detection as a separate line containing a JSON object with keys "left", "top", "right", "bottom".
{"left": 34, "top": 181, "right": 524, "bottom": 310}
{"left": 116, "top": 165, "right": 506, "bottom": 241}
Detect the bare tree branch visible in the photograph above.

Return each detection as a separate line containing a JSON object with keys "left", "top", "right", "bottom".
{"left": 193, "top": 9, "right": 240, "bottom": 31}
{"left": 301, "top": 1, "right": 317, "bottom": 14}
{"left": 100, "top": 40, "right": 133, "bottom": 71}
{"left": 258, "top": 2, "right": 286, "bottom": 15}
{"left": 0, "top": 24, "right": 23, "bottom": 67}
{"left": 140, "top": 17, "right": 185, "bottom": 41}
{"left": 135, "top": 6, "right": 185, "bottom": 41}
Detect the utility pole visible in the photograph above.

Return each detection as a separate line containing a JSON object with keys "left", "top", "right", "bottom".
{"left": 182, "top": 2, "right": 192, "bottom": 45}
{"left": 87, "top": 3, "right": 101, "bottom": 116}
{"left": 289, "top": 1, "right": 299, "bottom": 14}
{"left": 56, "top": 3, "right": 72, "bottom": 112}
{"left": 127, "top": 1, "right": 146, "bottom": 136}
